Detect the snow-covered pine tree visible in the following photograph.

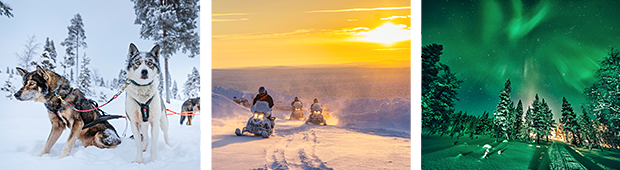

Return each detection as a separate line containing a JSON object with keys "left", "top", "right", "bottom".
{"left": 1, "top": 76, "right": 16, "bottom": 100}
{"left": 61, "top": 13, "right": 87, "bottom": 82}
{"left": 561, "top": 97, "right": 579, "bottom": 145}
{"left": 69, "top": 69, "right": 74, "bottom": 83}
{"left": 158, "top": 73, "right": 164, "bottom": 96}
{"left": 183, "top": 67, "right": 200, "bottom": 98}
{"left": 541, "top": 99, "right": 555, "bottom": 142}
{"left": 172, "top": 80, "right": 178, "bottom": 100}
{"left": 584, "top": 48, "right": 620, "bottom": 149}
{"left": 77, "top": 53, "right": 91, "bottom": 96}
{"left": 15, "top": 35, "right": 40, "bottom": 70}
{"left": 493, "top": 79, "right": 512, "bottom": 141}
{"left": 578, "top": 106, "right": 598, "bottom": 149}
{"left": 531, "top": 94, "right": 546, "bottom": 144}
{"left": 422, "top": 43, "right": 443, "bottom": 96}
{"left": 0, "top": 1, "right": 13, "bottom": 18}
{"left": 525, "top": 106, "right": 534, "bottom": 141}
{"left": 131, "top": 0, "right": 200, "bottom": 104}
{"left": 114, "top": 69, "right": 128, "bottom": 89}
{"left": 514, "top": 100, "right": 524, "bottom": 139}
{"left": 39, "top": 37, "right": 57, "bottom": 71}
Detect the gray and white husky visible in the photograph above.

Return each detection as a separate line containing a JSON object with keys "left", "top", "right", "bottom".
{"left": 124, "top": 43, "right": 171, "bottom": 163}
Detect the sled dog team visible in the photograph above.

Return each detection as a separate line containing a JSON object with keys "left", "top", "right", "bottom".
{"left": 14, "top": 43, "right": 198, "bottom": 164}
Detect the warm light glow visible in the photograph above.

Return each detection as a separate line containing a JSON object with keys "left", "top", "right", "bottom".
{"left": 354, "top": 22, "right": 411, "bottom": 46}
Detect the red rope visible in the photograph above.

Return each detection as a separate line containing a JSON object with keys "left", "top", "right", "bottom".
{"left": 166, "top": 108, "right": 200, "bottom": 116}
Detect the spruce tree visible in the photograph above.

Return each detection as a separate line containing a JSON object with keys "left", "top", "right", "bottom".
{"left": 61, "top": 13, "right": 87, "bottom": 82}
{"left": 172, "top": 80, "right": 178, "bottom": 100}
{"left": 131, "top": 0, "right": 200, "bottom": 104}
{"left": 493, "top": 79, "right": 512, "bottom": 141}
{"left": 0, "top": 1, "right": 13, "bottom": 18}
{"left": 531, "top": 94, "right": 546, "bottom": 144}
{"left": 40, "top": 37, "right": 57, "bottom": 70}
{"left": 77, "top": 53, "right": 91, "bottom": 95}
{"left": 561, "top": 97, "right": 579, "bottom": 144}
{"left": 183, "top": 67, "right": 200, "bottom": 98}
{"left": 514, "top": 100, "right": 524, "bottom": 139}
{"left": 541, "top": 99, "right": 555, "bottom": 142}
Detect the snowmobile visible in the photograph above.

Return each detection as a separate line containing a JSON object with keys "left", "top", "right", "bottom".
{"left": 235, "top": 101, "right": 276, "bottom": 138}
{"left": 289, "top": 101, "right": 305, "bottom": 120}
{"left": 305, "top": 103, "right": 327, "bottom": 126}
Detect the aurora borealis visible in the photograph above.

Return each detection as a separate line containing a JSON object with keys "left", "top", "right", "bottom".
{"left": 422, "top": 0, "right": 620, "bottom": 120}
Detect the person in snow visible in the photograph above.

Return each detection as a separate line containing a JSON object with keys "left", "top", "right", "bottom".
{"left": 291, "top": 97, "right": 302, "bottom": 111}
{"left": 311, "top": 98, "right": 320, "bottom": 108}
{"left": 252, "top": 86, "right": 274, "bottom": 119}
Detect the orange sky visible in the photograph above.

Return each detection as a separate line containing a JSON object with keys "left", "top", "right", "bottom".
{"left": 212, "top": 0, "right": 411, "bottom": 69}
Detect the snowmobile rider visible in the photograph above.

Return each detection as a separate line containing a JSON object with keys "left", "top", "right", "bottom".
{"left": 311, "top": 98, "right": 319, "bottom": 108}
{"left": 291, "top": 97, "right": 302, "bottom": 111}
{"left": 252, "top": 86, "right": 274, "bottom": 118}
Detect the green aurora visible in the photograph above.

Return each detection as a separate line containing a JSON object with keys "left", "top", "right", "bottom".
{"left": 422, "top": 0, "right": 620, "bottom": 120}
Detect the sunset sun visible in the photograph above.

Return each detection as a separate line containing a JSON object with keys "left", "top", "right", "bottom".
{"left": 354, "top": 22, "right": 411, "bottom": 46}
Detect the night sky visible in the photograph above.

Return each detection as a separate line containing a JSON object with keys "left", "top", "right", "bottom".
{"left": 422, "top": 0, "right": 620, "bottom": 121}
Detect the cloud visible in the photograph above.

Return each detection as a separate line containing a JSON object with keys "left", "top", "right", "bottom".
{"left": 213, "top": 18, "right": 249, "bottom": 22}
{"left": 212, "top": 13, "right": 251, "bottom": 16}
{"left": 380, "top": 15, "right": 410, "bottom": 20}
{"left": 305, "top": 6, "right": 410, "bottom": 13}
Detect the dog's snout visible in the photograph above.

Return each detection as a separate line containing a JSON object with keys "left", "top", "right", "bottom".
{"left": 13, "top": 92, "right": 20, "bottom": 99}
{"left": 141, "top": 69, "right": 148, "bottom": 75}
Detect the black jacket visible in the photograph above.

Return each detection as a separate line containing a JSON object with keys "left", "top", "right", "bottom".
{"left": 252, "top": 93, "right": 274, "bottom": 108}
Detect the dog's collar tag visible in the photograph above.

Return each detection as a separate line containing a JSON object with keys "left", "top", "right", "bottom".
{"left": 134, "top": 96, "right": 154, "bottom": 122}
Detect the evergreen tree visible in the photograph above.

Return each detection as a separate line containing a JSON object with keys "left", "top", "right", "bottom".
{"left": 584, "top": 49, "right": 620, "bottom": 149}
{"left": 493, "top": 79, "right": 512, "bottom": 141}
{"left": 541, "top": 99, "right": 555, "bottom": 142}
{"left": 561, "top": 97, "right": 579, "bottom": 145}
{"left": 0, "top": 1, "right": 13, "bottom": 18}
{"left": 15, "top": 35, "right": 40, "bottom": 70}
{"left": 61, "top": 13, "right": 87, "bottom": 81}
{"left": 1, "top": 76, "right": 16, "bottom": 100}
{"left": 172, "top": 80, "right": 178, "bottom": 100}
{"left": 77, "top": 53, "right": 91, "bottom": 95}
{"left": 422, "top": 43, "right": 443, "bottom": 96}
{"left": 531, "top": 94, "right": 546, "bottom": 144}
{"left": 39, "top": 37, "right": 57, "bottom": 70}
{"left": 115, "top": 69, "right": 128, "bottom": 89}
{"left": 579, "top": 106, "right": 598, "bottom": 149}
{"left": 183, "top": 67, "right": 200, "bottom": 98}
{"left": 514, "top": 100, "right": 524, "bottom": 139}
{"left": 524, "top": 106, "right": 534, "bottom": 141}
{"left": 131, "top": 0, "right": 200, "bottom": 104}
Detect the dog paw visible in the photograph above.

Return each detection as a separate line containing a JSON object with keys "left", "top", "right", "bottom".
{"left": 37, "top": 152, "right": 45, "bottom": 157}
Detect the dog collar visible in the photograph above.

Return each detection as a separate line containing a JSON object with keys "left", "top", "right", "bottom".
{"left": 130, "top": 79, "right": 154, "bottom": 86}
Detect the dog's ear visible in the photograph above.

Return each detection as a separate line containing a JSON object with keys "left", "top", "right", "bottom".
{"left": 16, "top": 67, "right": 28, "bottom": 77}
{"left": 35, "top": 65, "right": 50, "bottom": 81}
{"left": 150, "top": 44, "right": 160, "bottom": 57}
{"left": 128, "top": 43, "right": 139, "bottom": 59}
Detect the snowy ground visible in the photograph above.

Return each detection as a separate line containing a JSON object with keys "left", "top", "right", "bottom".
{"left": 0, "top": 73, "right": 200, "bottom": 169}
{"left": 212, "top": 88, "right": 411, "bottom": 169}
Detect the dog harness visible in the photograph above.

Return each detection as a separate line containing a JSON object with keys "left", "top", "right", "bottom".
{"left": 134, "top": 96, "right": 154, "bottom": 122}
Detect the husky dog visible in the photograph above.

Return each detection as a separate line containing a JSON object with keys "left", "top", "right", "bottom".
{"left": 180, "top": 97, "right": 200, "bottom": 125}
{"left": 14, "top": 66, "right": 121, "bottom": 159}
{"left": 125, "top": 43, "right": 171, "bottom": 163}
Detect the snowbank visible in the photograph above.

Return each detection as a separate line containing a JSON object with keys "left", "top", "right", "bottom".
{"left": 0, "top": 73, "right": 200, "bottom": 170}
{"left": 212, "top": 86, "right": 410, "bottom": 133}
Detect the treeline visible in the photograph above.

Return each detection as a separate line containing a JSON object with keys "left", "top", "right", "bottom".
{"left": 422, "top": 43, "right": 620, "bottom": 149}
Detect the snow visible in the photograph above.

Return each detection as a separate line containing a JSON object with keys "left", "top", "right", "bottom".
{"left": 0, "top": 73, "right": 200, "bottom": 169}
{"left": 212, "top": 86, "right": 410, "bottom": 169}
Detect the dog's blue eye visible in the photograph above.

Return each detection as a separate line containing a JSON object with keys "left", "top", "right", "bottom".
{"left": 136, "top": 61, "right": 141, "bottom": 65}
{"left": 148, "top": 62, "right": 152, "bottom": 66}
{"left": 29, "top": 82, "right": 34, "bottom": 85}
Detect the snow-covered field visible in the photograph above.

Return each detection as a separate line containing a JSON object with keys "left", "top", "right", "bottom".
{"left": 212, "top": 87, "right": 411, "bottom": 169}
{"left": 0, "top": 73, "right": 200, "bottom": 169}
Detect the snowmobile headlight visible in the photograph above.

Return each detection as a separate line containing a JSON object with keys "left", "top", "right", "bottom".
{"left": 295, "top": 108, "right": 300, "bottom": 111}
{"left": 253, "top": 113, "right": 259, "bottom": 119}
{"left": 258, "top": 114, "right": 264, "bottom": 119}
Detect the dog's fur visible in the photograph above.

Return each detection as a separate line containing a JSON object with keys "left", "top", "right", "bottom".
{"left": 14, "top": 66, "right": 121, "bottom": 159}
{"left": 180, "top": 97, "right": 200, "bottom": 125}
{"left": 124, "top": 43, "right": 171, "bottom": 163}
